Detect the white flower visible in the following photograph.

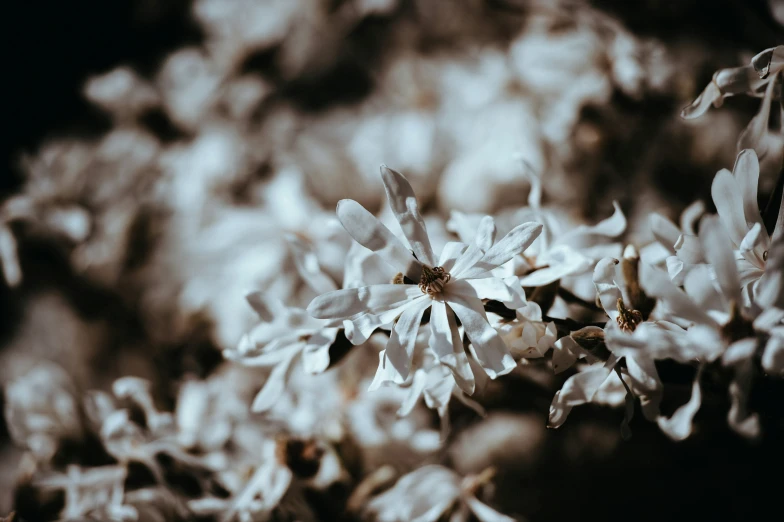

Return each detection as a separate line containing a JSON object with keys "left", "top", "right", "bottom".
{"left": 709, "top": 149, "right": 784, "bottom": 302}
{"left": 366, "top": 465, "right": 514, "bottom": 522}
{"left": 308, "top": 166, "right": 542, "bottom": 386}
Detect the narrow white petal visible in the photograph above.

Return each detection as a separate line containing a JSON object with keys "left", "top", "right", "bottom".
{"left": 561, "top": 201, "right": 626, "bottom": 241}
{"left": 548, "top": 359, "right": 615, "bottom": 428}
{"left": 343, "top": 297, "right": 421, "bottom": 345}
{"left": 308, "top": 284, "right": 420, "bottom": 319}
{"left": 302, "top": 328, "right": 339, "bottom": 374}
{"left": 384, "top": 297, "right": 431, "bottom": 379}
{"left": 380, "top": 165, "right": 436, "bottom": 266}
{"left": 466, "top": 497, "right": 516, "bottom": 522}
{"left": 449, "top": 278, "right": 513, "bottom": 303}
{"left": 650, "top": 213, "right": 681, "bottom": 253}
{"left": 680, "top": 200, "right": 706, "bottom": 236}
{"left": 251, "top": 353, "right": 299, "bottom": 412}
{"left": 447, "top": 293, "right": 515, "bottom": 378}
{"left": 439, "top": 242, "right": 468, "bottom": 272}
{"left": 680, "top": 80, "right": 722, "bottom": 119}
{"left": 368, "top": 350, "right": 406, "bottom": 391}
{"left": 593, "top": 257, "right": 622, "bottom": 322}
{"left": 245, "top": 291, "right": 276, "bottom": 321}
{"left": 450, "top": 243, "right": 485, "bottom": 280}
{"left": 398, "top": 369, "right": 428, "bottom": 417}
{"left": 518, "top": 245, "right": 593, "bottom": 287}
{"left": 429, "top": 300, "right": 475, "bottom": 394}
{"left": 337, "top": 199, "right": 421, "bottom": 280}
{"left": 733, "top": 149, "right": 765, "bottom": 228}
{"left": 757, "top": 235, "right": 784, "bottom": 308}
{"left": 639, "top": 263, "right": 717, "bottom": 327}
{"left": 657, "top": 365, "right": 703, "bottom": 441}
{"left": 762, "top": 334, "right": 784, "bottom": 375}
{"left": 461, "top": 222, "right": 543, "bottom": 278}
{"left": 711, "top": 168, "right": 747, "bottom": 246}
{"left": 700, "top": 215, "right": 742, "bottom": 305}
{"left": 474, "top": 216, "right": 497, "bottom": 253}
{"left": 738, "top": 77, "right": 776, "bottom": 159}
{"left": 552, "top": 336, "right": 580, "bottom": 374}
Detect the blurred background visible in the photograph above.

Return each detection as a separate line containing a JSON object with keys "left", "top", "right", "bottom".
{"left": 2, "top": 0, "right": 783, "bottom": 520}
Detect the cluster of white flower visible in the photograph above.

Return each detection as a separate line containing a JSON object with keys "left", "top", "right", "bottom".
{"left": 2, "top": 0, "right": 782, "bottom": 517}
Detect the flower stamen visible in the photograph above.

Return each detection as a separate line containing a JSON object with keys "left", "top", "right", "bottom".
{"left": 419, "top": 265, "right": 451, "bottom": 295}
{"left": 616, "top": 298, "right": 643, "bottom": 333}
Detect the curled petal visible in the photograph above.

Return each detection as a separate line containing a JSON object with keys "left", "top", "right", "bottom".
{"left": 680, "top": 80, "right": 722, "bottom": 119}
{"left": 656, "top": 364, "right": 703, "bottom": 441}
{"left": 593, "top": 257, "right": 622, "bottom": 322}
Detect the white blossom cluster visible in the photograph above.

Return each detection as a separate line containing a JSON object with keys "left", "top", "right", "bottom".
{"left": 1, "top": 0, "right": 782, "bottom": 519}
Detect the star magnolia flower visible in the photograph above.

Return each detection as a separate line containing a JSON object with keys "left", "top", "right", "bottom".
{"left": 366, "top": 464, "right": 515, "bottom": 522}
{"left": 308, "top": 166, "right": 542, "bottom": 383}
{"left": 710, "top": 149, "right": 782, "bottom": 299}
{"left": 635, "top": 215, "right": 780, "bottom": 439}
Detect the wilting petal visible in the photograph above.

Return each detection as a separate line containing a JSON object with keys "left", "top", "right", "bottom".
{"left": 680, "top": 80, "right": 722, "bottom": 119}
{"left": 711, "top": 168, "right": 747, "bottom": 246}
{"left": 439, "top": 242, "right": 468, "bottom": 272}
{"left": 593, "top": 257, "right": 622, "bottom": 322}
{"left": 448, "top": 293, "right": 516, "bottom": 378}
{"left": 380, "top": 165, "right": 436, "bottom": 266}
{"left": 474, "top": 216, "right": 497, "bottom": 253}
{"left": 251, "top": 352, "right": 299, "bottom": 412}
{"left": 551, "top": 336, "right": 580, "bottom": 374}
{"left": 650, "top": 213, "right": 681, "bottom": 253}
{"left": 308, "top": 284, "right": 421, "bottom": 319}
{"left": 385, "top": 298, "right": 431, "bottom": 379}
{"left": 561, "top": 201, "right": 626, "bottom": 241}
{"left": 640, "top": 263, "right": 717, "bottom": 327}
{"left": 656, "top": 365, "right": 703, "bottom": 441}
{"left": 337, "top": 199, "right": 421, "bottom": 280}
{"left": 302, "top": 328, "right": 339, "bottom": 374}
{"left": 466, "top": 497, "right": 516, "bottom": 522}
{"left": 680, "top": 200, "right": 706, "bottom": 235}
{"left": 725, "top": 350, "right": 761, "bottom": 438}
{"left": 461, "top": 222, "right": 543, "bottom": 278}
{"left": 700, "top": 215, "right": 742, "bottom": 306}
{"left": 548, "top": 358, "right": 616, "bottom": 428}
{"left": 429, "top": 299, "right": 474, "bottom": 394}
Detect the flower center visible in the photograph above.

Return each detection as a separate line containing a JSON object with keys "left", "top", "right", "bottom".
{"left": 616, "top": 298, "right": 643, "bottom": 333}
{"left": 419, "top": 265, "right": 451, "bottom": 295}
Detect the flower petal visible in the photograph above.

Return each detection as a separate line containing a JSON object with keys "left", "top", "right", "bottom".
{"left": 650, "top": 213, "right": 681, "bottom": 253}
{"left": 447, "top": 293, "right": 516, "bottom": 378}
{"left": 699, "top": 215, "right": 742, "bottom": 306}
{"left": 439, "top": 241, "right": 468, "bottom": 272}
{"left": 429, "top": 299, "right": 474, "bottom": 395}
{"left": 466, "top": 497, "right": 516, "bottom": 522}
{"left": 680, "top": 80, "right": 722, "bottom": 119}
{"left": 733, "top": 149, "right": 765, "bottom": 229}
{"left": 474, "top": 215, "right": 497, "bottom": 253}
{"left": 384, "top": 297, "right": 431, "bottom": 379}
{"left": 548, "top": 359, "right": 616, "bottom": 428}
{"left": 308, "top": 284, "right": 421, "bottom": 319}
{"left": 449, "top": 278, "right": 513, "bottom": 303}
{"left": 302, "top": 328, "right": 339, "bottom": 374}
{"left": 450, "top": 243, "right": 486, "bottom": 279}
{"left": 552, "top": 336, "right": 580, "bottom": 374}
{"left": 337, "top": 199, "right": 421, "bottom": 280}
{"left": 251, "top": 352, "right": 299, "bottom": 412}
{"left": 656, "top": 365, "right": 703, "bottom": 441}
{"left": 738, "top": 76, "right": 776, "bottom": 159}
{"left": 461, "top": 222, "right": 543, "bottom": 278}
{"left": 245, "top": 291, "right": 276, "bottom": 321}
{"left": 593, "top": 257, "right": 622, "bottom": 322}
{"left": 380, "top": 165, "right": 436, "bottom": 266}
{"left": 398, "top": 369, "right": 428, "bottom": 417}
{"left": 640, "top": 263, "right": 718, "bottom": 327}
{"left": 711, "top": 168, "right": 747, "bottom": 246}
{"left": 560, "top": 201, "right": 626, "bottom": 241}
{"left": 762, "top": 333, "right": 784, "bottom": 375}
{"left": 517, "top": 245, "right": 593, "bottom": 287}
{"left": 368, "top": 349, "right": 406, "bottom": 391}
